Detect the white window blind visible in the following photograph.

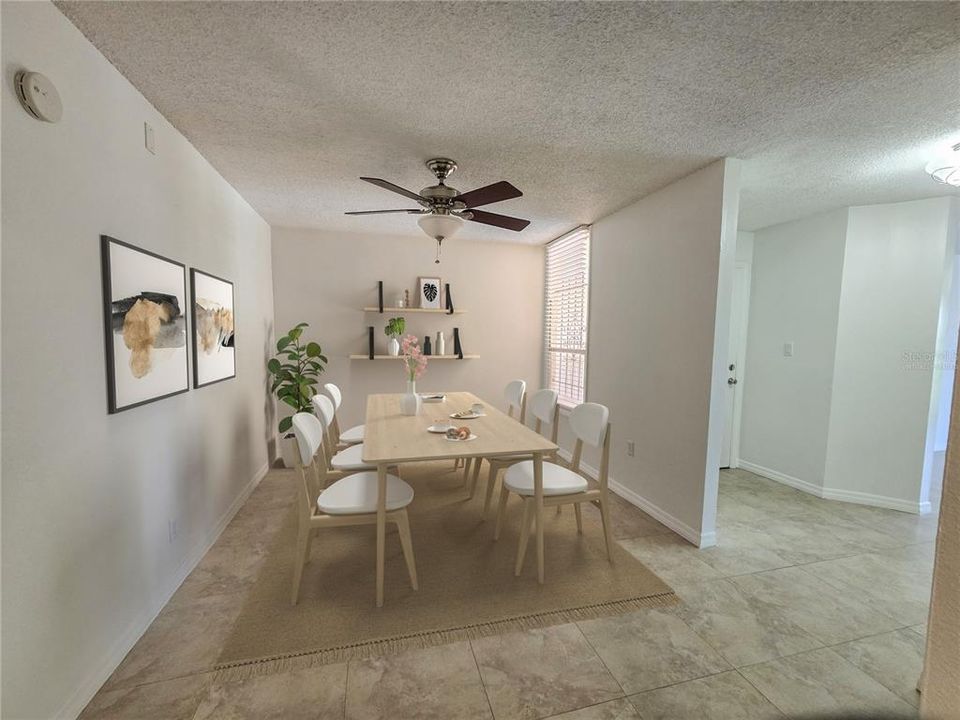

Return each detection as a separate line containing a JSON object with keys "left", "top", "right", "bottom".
{"left": 544, "top": 226, "right": 590, "bottom": 407}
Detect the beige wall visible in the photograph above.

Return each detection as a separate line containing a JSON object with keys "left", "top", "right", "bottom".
{"left": 1, "top": 3, "right": 275, "bottom": 718}
{"left": 922, "top": 338, "right": 960, "bottom": 718}
{"left": 270, "top": 227, "right": 544, "bottom": 434}
{"left": 562, "top": 160, "right": 738, "bottom": 546}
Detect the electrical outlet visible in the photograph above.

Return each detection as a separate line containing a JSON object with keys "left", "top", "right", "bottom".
{"left": 627, "top": 441, "right": 635, "bottom": 457}
{"left": 144, "top": 121, "right": 156, "bottom": 154}
{"left": 168, "top": 519, "right": 178, "bottom": 543}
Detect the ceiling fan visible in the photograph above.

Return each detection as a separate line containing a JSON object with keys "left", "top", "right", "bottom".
{"left": 346, "top": 158, "right": 530, "bottom": 263}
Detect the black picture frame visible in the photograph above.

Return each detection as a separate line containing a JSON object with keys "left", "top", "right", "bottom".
{"left": 101, "top": 235, "right": 189, "bottom": 414}
{"left": 190, "top": 268, "right": 237, "bottom": 388}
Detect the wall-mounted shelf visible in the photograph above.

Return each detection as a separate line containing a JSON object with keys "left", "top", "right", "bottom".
{"left": 350, "top": 354, "right": 479, "bottom": 360}
{"left": 363, "top": 307, "right": 466, "bottom": 315}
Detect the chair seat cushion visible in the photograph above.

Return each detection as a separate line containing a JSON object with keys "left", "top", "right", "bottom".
{"left": 318, "top": 472, "right": 413, "bottom": 515}
{"left": 504, "top": 460, "right": 589, "bottom": 496}
{"left": 330, "top": 443, "right": 373, "bottom": 471}
{"left": 340, "top": 423, "right": 365, "bottom": 444}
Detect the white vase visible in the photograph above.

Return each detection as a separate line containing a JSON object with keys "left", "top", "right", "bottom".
{"left": 400, "top": 380, "right": 422, "bottom": 416}
{"left": 436, "top": 331, "right": 445, "bottom": 356}
{"left": 280, "top": 434, "right": 300, "bottom": 468}
{"left": 387, "top": 336, "right": 400, "bottom": 356}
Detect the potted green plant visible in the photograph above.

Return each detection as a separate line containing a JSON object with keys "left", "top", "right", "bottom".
{"left": 267, "top": 322, "right": 327, "bottom": 467}
{"left": 384, "top": 316, "right": 405, "bottom": 356}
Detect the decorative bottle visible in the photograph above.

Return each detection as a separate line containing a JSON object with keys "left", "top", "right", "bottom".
{"left": 436, "top": 331, "right": 445, "bottom": 356}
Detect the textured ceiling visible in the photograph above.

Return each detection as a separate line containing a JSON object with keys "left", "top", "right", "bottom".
{"left": 56, "top": 1, "right": 960, "bottom": 242}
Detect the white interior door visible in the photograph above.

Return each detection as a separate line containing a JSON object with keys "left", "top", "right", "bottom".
{"left": 720, "top": 263, "right": 751, "bottom": 468}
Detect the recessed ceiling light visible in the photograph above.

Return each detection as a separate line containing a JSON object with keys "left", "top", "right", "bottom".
{"left": 925, "top": 141, "right": 960, "bottom": 187}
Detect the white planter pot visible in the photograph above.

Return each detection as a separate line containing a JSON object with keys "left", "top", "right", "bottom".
{"left": 280, "top": 434, "right": 300, "bottom": 468}
{"left": 387, "top": 336, "right": 400, "bottom": 356}
{"left": 400, "top": 380, "right": 422, "bottom": 416}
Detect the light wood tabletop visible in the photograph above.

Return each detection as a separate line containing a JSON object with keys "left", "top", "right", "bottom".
{"left": 362, "top": 391, "right": 557, "bottom": 464}
{"left": 363, "top": 391, "right": 559, "bottom": 606}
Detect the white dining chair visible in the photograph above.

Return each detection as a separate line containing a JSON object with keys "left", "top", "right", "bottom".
{"left": 463, "top": 379, "right": 527, "bottom": 484}
{"left": 312, "top": 394, "right": 392, "bottom": 474}
{"left": 290, "top": 412, "right": 417, "bottom": 604}
{"left": 323, "top": 382, "right": 364, "bottom": 446}
{"left": 469, "top": 388, "right": 559, "bottom": 520}
{"left": 494, "top": 402, "right": 613, "bottom": 576}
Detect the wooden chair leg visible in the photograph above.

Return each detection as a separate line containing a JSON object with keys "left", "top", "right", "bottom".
{"left": 291, "top": 522, "right": 310, "bottom": 605}
{"left": 462, "top": 457, "right": 472, "bottom": 482}
{"left": 556, "top": 505, "right": 562, "bottom": 515}
{"left": 573, "top": 502, "right": 583, "bottom": 534}
{"left": 599, "top": 495, "right": 614, "bottom": 561}
{"left": 514, "top": 498, "right": 535, "bottom": 576}
{"left": 395, "top": 510, "right": 419, "bottom": 590}
{"left": 467, "top": 457, "right": 482, "bottom": 498}
{"left": 482, "top": 465, "right": 498, "bottom": 520}
{"left": 493, "top": 485, "right": 510, "bottom": 540}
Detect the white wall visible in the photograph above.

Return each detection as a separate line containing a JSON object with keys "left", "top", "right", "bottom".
{"left": 573, "top": 159, "right": 739, "bottom": 546}
{"left": 270, "top": 227, "right": 544, "bottom": 434}
{"left": 738, "top": 197, "right": 957, "bottom": 512}
{"left": 739, "top": 209, "right": 849, "bottom": 490}
{"left": 1, "top": 4, "right": 275, "bottom": 718}
{"left": 824, "top": 197, "right": 954, "bottom": 510}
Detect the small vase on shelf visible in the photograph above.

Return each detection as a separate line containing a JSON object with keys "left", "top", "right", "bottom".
{"left": 436, "top": 331, "right": 445, "bottom": 356}
{"left": 387, "top": 336, "right": 400, "bottom": 356}
{"left": 400, "top": 380, "right": 421, "bottom": 415}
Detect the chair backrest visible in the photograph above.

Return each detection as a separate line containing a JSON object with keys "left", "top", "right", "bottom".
{"left": 529, "top": 388, "right": 560, "bottom": 442}
{"left": 569, "top": 402, "right": 609, "bottom": 447}
{"left": 567, "top": 402, "right": 611, "bottom": 490}
{"left": 292, "top": 412, "right": 325, "bottom": 517}
{"left": 504, "top": 379, "right": 526, "bottom": 422}
{"left": 312, "top": 394, "right": 336, "bottom": 431}
{"left": 311, "top": 394, "right": 338, "bottom": 470}
{"left": 292, "top": 411, "right": 323, "bottom": 465}
{"left": 324, "top": 383, "right": 343, "bottom": 410}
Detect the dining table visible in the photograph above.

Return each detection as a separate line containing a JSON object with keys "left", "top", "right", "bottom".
{"left": 362, "top": 390, "right": 559, "bottom": 606}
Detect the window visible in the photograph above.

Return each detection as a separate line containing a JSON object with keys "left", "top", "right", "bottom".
{"left": 544, "top": 226, "right": 590, "bottom": 408}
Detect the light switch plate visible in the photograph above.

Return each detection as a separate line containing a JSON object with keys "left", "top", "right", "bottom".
{"left": 783, "top": 342, "right": 795, "bottom": 358}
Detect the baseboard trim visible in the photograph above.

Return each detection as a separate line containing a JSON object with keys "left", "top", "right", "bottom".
{"left": 737, "top": 460, "right": 823, "bottom": 496}
{"left": 556, "top": 450, "right": 712, "bottom": 548}
{"left": 56, "top": 460, "right": 270, "bottom": 720}
{"left": 737, "top": 459, "right": 925, "bottom": 514}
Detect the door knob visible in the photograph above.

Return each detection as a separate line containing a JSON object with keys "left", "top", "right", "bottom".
{"left": 727, "top": 378, "right": 738, "bottom": 385}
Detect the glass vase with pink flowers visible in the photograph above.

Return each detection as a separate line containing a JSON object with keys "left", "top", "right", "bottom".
{"left": 399, "top": 335, "right": 427, "bottom": 415}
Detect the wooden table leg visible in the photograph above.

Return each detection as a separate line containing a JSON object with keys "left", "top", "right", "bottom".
{"left": 376, "top": 463, "right": 387, "bottom": 607}
{"left": 533, "top": 452, "right": 545, "bottom": 584}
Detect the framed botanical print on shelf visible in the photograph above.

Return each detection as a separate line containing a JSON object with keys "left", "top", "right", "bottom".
{"left": 418, "top": 276, "right": 442, "bottom": 309}
{"left": 101, "top": 235, "right": 189, "bottom": 413}
{"left": 190, "top": 268, "right": 236, "bottom": 388}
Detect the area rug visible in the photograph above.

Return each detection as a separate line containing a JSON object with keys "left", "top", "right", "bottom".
{"left": 215, "top": 463, "right": 675, "bottom": 677}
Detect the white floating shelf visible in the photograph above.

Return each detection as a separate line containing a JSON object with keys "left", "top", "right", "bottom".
{"left": 350, "top": 354, "right": 479, "bottom": 360}
{"left": 362, "top": 307, "right": 466, "bottom": 314}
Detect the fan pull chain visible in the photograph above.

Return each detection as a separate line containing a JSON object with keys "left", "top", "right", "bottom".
{"left": 435, "top": 238, "right": 442, "bottom": 264}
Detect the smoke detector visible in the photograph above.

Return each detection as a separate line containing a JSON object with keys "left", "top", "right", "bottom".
{"left": 15, "top": 70, "right": 62, "bottom": 123}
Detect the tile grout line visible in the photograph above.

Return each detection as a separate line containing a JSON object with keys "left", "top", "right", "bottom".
{"left": 467, "top": 639, "right": 497, "bottom": 720}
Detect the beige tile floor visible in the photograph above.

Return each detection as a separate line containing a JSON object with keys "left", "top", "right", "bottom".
{"left": 79, "top": 466, "right": 936, "bottom": 719}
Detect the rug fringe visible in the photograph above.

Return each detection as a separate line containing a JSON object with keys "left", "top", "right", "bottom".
{"left": 213, "top": 591, "right": 677, "bottom": 682}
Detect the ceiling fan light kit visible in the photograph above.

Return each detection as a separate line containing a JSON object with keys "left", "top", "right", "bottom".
{"left": 346, "top": 158, "right": 530, "bottom": 262}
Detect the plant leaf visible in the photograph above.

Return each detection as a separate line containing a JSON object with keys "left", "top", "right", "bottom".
{"left": 279, "top": 415, "right": 293, "bottom": 434}
{"left": 267, "top": 358, "right": 281, "bottom": 374}
{"left": 281, "top": 395, "right": 300, "bottom": 409}
{"left": 289, "top": 327, "right": 303, "bottom": 341}
{"left": 276, "top": 336, "right": 292, "bottom": 352}
{"left": 306, "top": 342, "right": 322, "bottom": 358}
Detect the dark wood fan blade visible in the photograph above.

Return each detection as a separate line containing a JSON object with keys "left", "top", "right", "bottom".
{"left": 345, "top": 209, "right": 423, "bottom": 215}
{"left": 465, "top": 209, "right": 530, "bottom": 231}
{"left": 457, "top": 181, "right": 523, "bottom": 208}
{"left": 360, "top": 177, "right": 426, "bottom": 204}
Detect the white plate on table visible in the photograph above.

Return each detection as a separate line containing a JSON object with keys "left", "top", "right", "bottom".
{"left": 444, "top": 433, "right": 478, "bottom": 442}
{"left": 449, "top": 412, "right": 484, "bottom": 420}
{"left": 427, "top": 424, "right": 454, "bottom": 434}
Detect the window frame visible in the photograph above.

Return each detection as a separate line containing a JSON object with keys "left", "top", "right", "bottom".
{"left": 543, "top": 225, "right": 591, "bottom": 410}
